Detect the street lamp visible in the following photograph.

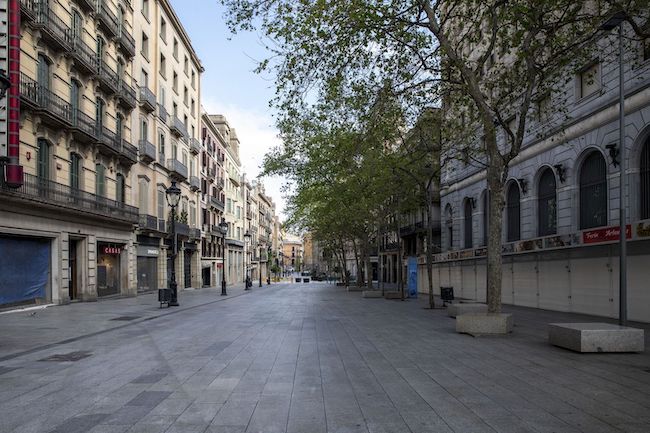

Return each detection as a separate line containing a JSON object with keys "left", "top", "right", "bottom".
{"left": 258, "top": 243, "right": 263, "bottom": 287}
{"left": 165, "top": 181, "right": 182, "bottom": 307}
{"left": 219, "top": 218, "right": 229, "bottom": 296}
{"left": 601, "top": 11, "right": 628, "bottom": 326}
{"left": 267, "top": 246, "right": 272, "bottom": 285}
{"left": 244, "top": 230, "right": 251, "bottom": 289}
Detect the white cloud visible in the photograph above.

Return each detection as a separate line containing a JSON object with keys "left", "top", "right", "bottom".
{"left": 202, "top": 97, "right": 289, "bottom": 220}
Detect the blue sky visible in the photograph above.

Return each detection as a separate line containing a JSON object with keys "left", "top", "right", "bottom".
{"left": 170, "top": 0, "right": 286, "bottom": 217}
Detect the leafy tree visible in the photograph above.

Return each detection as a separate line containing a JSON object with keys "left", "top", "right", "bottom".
{"left": 223, "top": 0, "right": 650, "bottom": 313}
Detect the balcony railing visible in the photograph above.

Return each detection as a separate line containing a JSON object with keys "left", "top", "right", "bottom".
{"left": 158, "top": 104, "right": 168, "bottom": 124}
{"left": 168, "top": 221, "right": 190, "bottom": 237}
{"left": 97, "top": 62, "right": 119, "bottom": 94}
{"left": 170, "top": 116, "right": 188, "bottom": 138}
{"left": 70, "top": 36, "right": 98, "bottom": 76}
{"left": 139, "top": 139, "right": 156, "bottom": 163}
{"left": 1, "top": 172, "right": 138, "bottom": 223}
{"left": 95, "top": 125, "right": 137, "bottom": 165}
{"left": 70, "top": 108, "right": 97, "bottom": 143}
{"left": 139, "top": 87, "right": 156, "bottom": 112}
{"left": 210, "top": 196, "right": 224, "bottom": 210}
{"left": 190, "top": 138, "right": 201, "bottom": 154}
{"left": 206, "top": 167, "right": 215, "bottom": 180}
{"left": 19, "top": 73, "right": 72, "bottom": 127}
{"left": 166, "top": 158, "right": 188, "bottom": 180}
{"left": 190, "top": 175, "right": 200, "bottom": 191}
{"left": 118, "top": 29, "right": 136, "bottom": 58}
{"left": 117, "top": 80, "right": 137, "bottom": 110}
{"left": 211, "top": 224, "right": 222, "bottom": 235}
{"left": 216, "top": 177, "right": 225, "bottom": 190}
{"left": 20, "top": 0, "right": 36, "bottom": 23}
{"left": 189, "top": 228, "right": 201, "bottom": 240}
{"left": 74, "top": 0, "right": 94, "bottom": 12}
{"left": 33, "top": 6, "right": 73, "bottom": 52}
{"left": 138, "top": 214, "right": 158, "bottom": 231}
{"left": 96, "top": 0, "right": 118, "bottom": 38}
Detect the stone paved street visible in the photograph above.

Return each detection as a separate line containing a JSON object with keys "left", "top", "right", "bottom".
{"left": 1, "top": 282, "right": 649, "bottom": 433}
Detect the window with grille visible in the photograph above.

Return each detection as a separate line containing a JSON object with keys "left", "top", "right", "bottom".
{"left": 506, "top": 183, "right": 520, "bottom": 241}
{"left": 464, "top": 199, "right": 473, "bottom": 249}
{"left": 537, "top": 168, "right": 557, "bottom": 236}
{"left": 641, "top": 141, "right": 650, "bottom": 219}
{"left": 579, "top": 152, "right": 607, "bottom": 229}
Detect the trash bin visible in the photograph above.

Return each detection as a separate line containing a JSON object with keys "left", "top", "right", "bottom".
{"left": 158, "top": 288, "right": 171, "bottom": 308}
{"left": 303, "top": 278, "right": 310, "bottom": 283}
{"left": 295, "top": 277, "right": 302, "bottom": 282}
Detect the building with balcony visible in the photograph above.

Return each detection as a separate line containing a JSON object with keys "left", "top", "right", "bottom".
{"left": 131, "top": 0, "right": 203, "bottom": 293}
{"left": 199, "top": 109, "right": 227, "bottom": 287}
{"left": 209, "top": 115, "right": 245, "bottom": 284}
{"left": 256, "top": 182, "right": 275, "bottom": 283}
{"left": 0, "top": 0, "right": 142, "bottom": 307}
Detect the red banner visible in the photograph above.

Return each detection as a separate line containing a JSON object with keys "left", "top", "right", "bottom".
{"left": 582, "top": 225, "right": 631, "bottom": 244}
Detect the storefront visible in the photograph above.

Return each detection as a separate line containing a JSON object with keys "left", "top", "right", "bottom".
{"left": 136, "top": 239, "right": 160, "bottom": 293}
{"left": 97, "top": 243, "right": 124, "bottom": 297}
{"left": 0, "top": 235, "right": 51, "bottom": 306}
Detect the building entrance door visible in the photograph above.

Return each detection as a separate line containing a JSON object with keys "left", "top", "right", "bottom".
{"left": 202, "top": 267, "right": 211, "bottom": 287}
{"left": 184, "top": 250, "right": 192, "bottom": 288}
{"left": 69, "top": 240, "right": 78, "bottom": 300}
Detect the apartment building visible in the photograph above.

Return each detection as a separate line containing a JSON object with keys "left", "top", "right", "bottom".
{"left": 281, "top": 233, "right": 302, "bottom": 274}
{"left": 243, "top": 178, "right": 258, "bottom": 282}
{"left": 199, "top": 110, "right": 226, "bottom": 287}
{"left": 256, "top": 183, "right": 273, "bottom": 282}
{"left": 210, "top": 114, "right": 244, "bottom": 284}
{"left": 0, "top": 0, "right": 141, "bottom": 306}
{"left": 131, "top": 0, "right": 203, "bottom": 292}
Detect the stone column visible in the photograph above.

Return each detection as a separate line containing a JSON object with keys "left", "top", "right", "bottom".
{"left": 85, "top": 235, "right": 98, "bottom": 301}
{"left": 59, "top": 232, "right": 70, "bottom": 304}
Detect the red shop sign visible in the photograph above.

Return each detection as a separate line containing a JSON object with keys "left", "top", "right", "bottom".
{"left": 582, "top": 225, "right": 631, "bottom": 244}
{"left": 102, "top": 246, "right": 122, "bottom": 255}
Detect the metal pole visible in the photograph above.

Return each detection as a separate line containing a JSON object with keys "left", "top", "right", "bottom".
{"left": 618, "top": 22, "right": 627, "bottom": 326}
{"left": 259, "top": 245, "right": 263, "bottom": 287}
{"left": 221, "top": 233, "right": 227, "bottom": 296}
{"left": 169, "top": 206, "right": 179, "bottom": 306}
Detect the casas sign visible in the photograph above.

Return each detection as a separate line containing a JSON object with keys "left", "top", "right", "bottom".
{"left": 102, "top": 246, "right": 122, "bottom": 255}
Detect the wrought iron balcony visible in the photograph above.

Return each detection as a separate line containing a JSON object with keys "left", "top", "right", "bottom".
{"left": 118, "top": 138, "right": 138, "bottom": 165}
{"left": 95, "top": 126, "right": 137, "bottom": 166}
{"left": 158, "top": 104, "right": 168, "bottom": 124}
{"left": 189, "top": 227, "right": 201, "bottom": 240}
{"left": 20, "top": 0, "right": 36, "bottom": 23}
{"left": 33, "top": 6, "right": 73, "bottom": 52}
{"left": 211, "top": 224, "right": 222, "bottom": 235}
{"left": 168, "top": 221, "right": 190, "bottom": 237}
{"left": 70, "top": 36, "right": 98, "bottom": 76}
{"left": 210, "top": 196, "right": 225, "bottom": 210}
{"left": 246, "top": 209, "right": 252, "bottom": 220}
{"left": 97, "top": 62, "right": 119, "bottom": 95}
{"left": 206, "top": 167, "right": 215, "bottom": 180}
{"left": 117, "top": 80, "right": 137, "bottom": 110}
{"left": 139, "top": 87, "right": 156, "bottom": 112}
{"left": 19, "top": 73, "right": 72, "bottom": 128}
{"left": 0, "top": 172, "right": 138, "bottom": 224}
{"left": 216, "top": 177, "right": 225, "bottom": 190}
{"left": 118, "top": 29, "right": 136, "bottom": 58}
{"left": 166, "top": 158, "right": 188, "bottom": 181}
{"left": 190, "top": 138, "right": 201, "bottom": 155}
{"left": 190, "top": 175, "right": 200, "bottom": 192}
{"left": 139, "top": 139, "right": 156, "bottom": 163}
{"left": 170, "top": 116, "right": 188, "bottom": 138}
{"left": 138, "top": 214, "right": 159, "bottom": 232}
{"left": 70, "top": 108, "right": 97, "bottom": 143}
{"left": 96, "top": 0, "right": 118, "bottom": 38}
{"left": 73, "top": 0, "right": 94, "bottom": 12}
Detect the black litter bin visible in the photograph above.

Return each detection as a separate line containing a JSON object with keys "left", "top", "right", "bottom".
{"left": 303, "top": 278, "right": 310, "bottom": 283}
{"left": 295, "top": 277, "right": 302, "bottom": 282}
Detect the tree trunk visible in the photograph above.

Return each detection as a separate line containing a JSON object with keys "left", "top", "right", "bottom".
{"left": 396, "top": 223, "right": 404, "bottom": 300}
{"left": 352, "top": 238, "right": 362, "bottom": 287}
{"left": 339, "top": 237, "right": 349, "bottom": 286}
{"left": 365, "top": 237, "right": 373, "bottom": 290}
{"left": 426, "top": 189, "right": 435, "bottom": 309}
{"left": 486, "top": 136, "right": 507, "bottom": 314}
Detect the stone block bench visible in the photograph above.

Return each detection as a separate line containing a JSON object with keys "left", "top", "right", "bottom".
{"left": 447, "top": 302, "right": 488, "bottom": 318}
{"left": 384, "top": 292, "right": 402, "bottom": 300}
{"left": 362, "top": 291, "right": 383, "bottom": 298}
{"left": 548, "top": 323, "right": 645, "bottom": 353}
{"left": 456, "top": 313, "right": 513, "bottom": 335}
{"left": 347, "top": 286, "right": 363, "bottom": 292}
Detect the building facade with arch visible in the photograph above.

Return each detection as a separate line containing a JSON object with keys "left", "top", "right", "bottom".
{"left": 435, "top": 28, "right": 650, "bottom": 322}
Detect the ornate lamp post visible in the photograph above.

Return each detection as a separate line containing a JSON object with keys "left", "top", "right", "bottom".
{"left": 165, "top": 181, "right": 181, "bottom": 307}
{"left": 244, "top": 230, "right": 252, "bottom": 289}
{"left": 267, "top": 246, "right": 272, "bottom": 285}
{"left": 219, "top": 218, "right": 229, "bottom": 296}
{"left": 258, "top": 243, "right": 263, "bottom": 287}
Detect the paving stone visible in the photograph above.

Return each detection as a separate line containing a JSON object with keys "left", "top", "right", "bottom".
{"left": 48, "top": 414, "right": 109, "bottom": 433}
{"left": 127, "top": 391, "right": 173, "bottom": 408}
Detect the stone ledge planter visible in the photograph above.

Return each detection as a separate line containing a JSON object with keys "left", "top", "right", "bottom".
{"left": 456, "top": 313, "right": 513, "bottom": 335}
{"left": 548, "top": 323, "right": 645, "bottom": 353}
{"left": 362, "top": 290, "right": 382, "bottom": 298}
{"left": 447, "top": 303, "right": 488, "bottom": 318}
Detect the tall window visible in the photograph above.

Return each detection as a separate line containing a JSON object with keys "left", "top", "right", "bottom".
{"left": 445, "top": 205, "right": 453, "bottom": 251}
{"left": 116, "top": 113, "right": 123, "bottom": 141}
{"left": 141, "top": 32, "right": 149, "bottom": 59}
{"left": 95, "top": 98, "right": 105, "bottom": 130}
{"left": 159, "top": 131, "right": 165, "bottom": 162}
{"left": 37, "top": 55, "right": 50, "bottom": 89}
{"left": 72, "top": 10, "right": 82, "bottom": 40}
{"left": 482, "top": 192, "right": 488, "bottom": 246}
{"left": 95, "top": 164, "right": 106, "bottom": 196}
{"left": 70, "top": 80, "right": 81, "bottom": 118}
{"left": 37, "top": 138, "right": 50, "bottom": 180}
{"left": 70, "top": 153, "right": 81, "bottom": 189}
{"left": 160, "top": 53, "right": 166, "bottom": 78}
{"left": 506, "top": 182, "right": 521, "bottom": 242}
{"left": 538, "top": 168, "right": 557, "bottom": 236}
{"left": 157, "top": 187, "right": 165, "bottom": 220}
{"left": 96, "top": 36, "right": 105, "bottom": 64}
{"left": 160, "top": 17, "right": 167, "bottom": 41}
{"left": 464, "top": 199, "right": 473, "bottom": 249}
{"left": 579, "top": 152, "right": 607, "bottom": 229}
{"left": 139, "top": 178, "right": 149, "bottom": 214}
{"left": 641, "top": 140, "right": 650, "bottom": 220}
{"left": 142, "top": 0, "right": 149, "bottom": 18}
{"left": 140, "top": 117, "right": 148, "bottom": 140}
{"left": 117, "top": 7, "right": 124, "bottom": 35}
{"left": 116, "top": 173, "right": 125, "bottom": 204}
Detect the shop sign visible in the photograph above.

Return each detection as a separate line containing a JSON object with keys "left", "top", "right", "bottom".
{"left": 102, "top": 246, "right": 122, "bottom": 255}
{"left": 137, "top": 246, "right": 159, "bottom": 257}
{"left": 582, "top": 225, "right": 631, "bottom": 244}
{"left": 635, "top": 221, "right": 650, "bottom": 239}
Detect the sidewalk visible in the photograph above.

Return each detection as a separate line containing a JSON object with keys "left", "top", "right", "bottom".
{"left": 0, "top": 282, "right": 254, "bottom": 362}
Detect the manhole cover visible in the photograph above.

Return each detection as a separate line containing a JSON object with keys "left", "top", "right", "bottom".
{"left": 39, "top": 351, "right": 92, "bottom": 362}
{"left": 110, "top": 316, "right": 140, "bottom": 321}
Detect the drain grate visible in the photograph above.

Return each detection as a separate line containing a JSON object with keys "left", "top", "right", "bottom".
{"left": 110, "top": 316, "right": 140, "bottom": 321}
{"left": 39, "top": 351, "right": 92, "bottom": 362}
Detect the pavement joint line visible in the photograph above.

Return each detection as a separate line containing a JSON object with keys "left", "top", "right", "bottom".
{"left": 0, "top": 289, "right": 252, "bottom": 363}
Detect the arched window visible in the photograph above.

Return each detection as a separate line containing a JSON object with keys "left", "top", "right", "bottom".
{"left": 70, "top": 80, "right": 81, "bottom": 117}
{"left": 445, "top": 205, "right": 453, "bottom": 251}
{"left": 96, "top": 36, "right": 105, "bottom": 63}
{"left": 641, "top": 140, "right": 650, "bottom": 220}
{"left": 579, "top": 152, "right": 607, "bottom": 229}
{"left": 72, "top": 10, "right": 82, "bottom": 40}
{"left": 464, "top": 199, "right": 473, "bottom": 249}
{"left": 506, "top": 182, "right": 521, "bottom": 242}
{"left": 116, "top": 173, "right": 125, "bottom": 204}
{"left": 70, "top": 153, "right": 82, "bottom": 189}
{"left": 481, "top": 192, "right": 488, "bottom": 246}
{"left": 37, "top": 54, "right": 50, "bottom": 90}
{"left": 538, "top": 168, "right": 557, "bottom": 236}
{"left": 95, "top": 163, "right": 105, "bottom": 196}
{"left": 95, "top": 98, "right": 105, "bottom": 130}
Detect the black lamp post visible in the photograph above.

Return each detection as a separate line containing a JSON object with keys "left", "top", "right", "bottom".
{"left": 244, "top": 230, "right": 251, "bottom": 289}
{"left": 165, "top": 181, "right": 181, "bottom": 307}
{"left": 258, "top": 243, "right": 263, "bottom": 287}
{"left": 267, "top": 246, "right": 272, "bottom": 285}
{"left": 219, "top": 217, "right": 229, "bottom": 296}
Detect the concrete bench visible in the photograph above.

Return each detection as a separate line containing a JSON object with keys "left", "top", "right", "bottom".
{"left": 457, "top": 313, "right": 513, "bottom": 335}
{"left": 347, "top": 286, "right": 363, "bottom": 292}
{"left": 384, "top": 292, "right": 402, "bottom": 300}
{"left": 447, "top": 303, "right": 488, "bottom": 318}
{"left": 362, "top": 291, "right": 383, "bottom": 298}
{"left": 548, "top": 323, "right": 645, "bottom": 353}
